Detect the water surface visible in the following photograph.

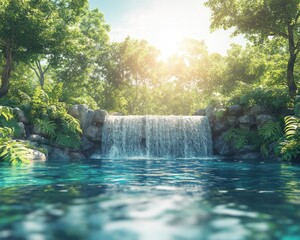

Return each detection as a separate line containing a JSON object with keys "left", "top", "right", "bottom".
{"left": 1, "top": 158, "right": 300, "bottom": 240}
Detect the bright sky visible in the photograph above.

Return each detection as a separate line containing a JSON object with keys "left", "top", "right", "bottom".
{"left": 89, "top": 0, "right": 246, "bottom": 58}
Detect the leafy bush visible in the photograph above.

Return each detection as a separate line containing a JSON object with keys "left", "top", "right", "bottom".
{"left": 224, "top": 127, "right": 261, "bottom": 150}
{"left": 258, "top": 121, "right": 283, "bottom": 156}
{"left": 30, "top": 87, "right": 82, "bottom": 149}
{"left": 0, "top": 141, "right": 31, "bottom": 165}
{"left": 0, "top": 106, "right": 31, "bottom": 164}
{"left": 276, "top": 116, "right": 300, "bottom": 161}
{"left": 229, "top": 84, "right": 291, "bottom": 109}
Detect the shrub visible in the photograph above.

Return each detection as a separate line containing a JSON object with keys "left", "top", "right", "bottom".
{"left": 229, "top": 84, "right": 291, "bottom": 109}
{"left": 0, "top": 106, "right": 31, "bottom": 164}
{"left": 276, "top": 116, "right": 300, "bottom": 161}
{"left": 30, "top": 87, "right": 82, "bottom": 149}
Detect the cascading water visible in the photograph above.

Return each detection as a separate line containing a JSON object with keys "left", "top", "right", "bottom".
{"left": 101, "top": 116, "right": 213, "bottom": 158}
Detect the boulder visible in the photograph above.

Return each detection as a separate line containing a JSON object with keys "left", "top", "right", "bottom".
{"left": 237, "top": 145, "right": 256, "bottom": 154}
{"left": 194, "top": 109, "right": 206, "bottom": 116}
{"left": 49, "top": 148, "right": 70, "bottom": 161}
{"left": 40, "top": 144, "right": 53, "bottom": 156}
{"left": 205, "top": 105, "right": 216, "bottom": 120}
{"left": 77, "top": 105, "right": 95, "bottom": 132}
{"left": 27, "top": 149, "right": 47, "bottom": 162}
{"left": 93, "top": 110, "right": 108, "bottom": 125}
{"left": 16, "top": 122, "right": 26, "bottom": 138}
{"left": 81, "top": 136, "right": 95, "bottom": 151}
{"left": 256, "top": 114, "right": 275, "bottom": 127}
{"left": 227, "top": 105, "right": 243, "bottom": 116}
{"left": 68, "top": 105, "right": 80, "bottom": 119}
{"left": 213, "top": 120, "right": 229, "bottom": 134}
{"left": 69, "top": 152, "right": 86, "bottom": 161}
{"left": 248, "top": 104, "right": 266, "bottom": 115}
{"left": 32, "top": 124, "right": 42, "bottom": 135}
{"left": 84, "top": 126, "right": 102, "bottom": 142}
{"left": 213, "top": 134, "right": 235, "bottom": 156}
{"left": 13, "top": 108, "right": 28, "bottom": 123}
{"left": 27, "top": 134, "right": 48, "bottom": 144}
{"left": 238, "top": 115, "right": 256, "bottom": 125}
{"left": 226, "top": 116, "right": 237, "bottom": 127}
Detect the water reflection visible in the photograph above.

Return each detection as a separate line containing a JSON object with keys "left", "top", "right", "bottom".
{"left": 0, "top": 159, "right": 300, "bottom": 239}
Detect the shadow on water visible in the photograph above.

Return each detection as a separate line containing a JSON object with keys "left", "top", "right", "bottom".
{"left": 0, "top": 158, "right": 300, "bottom": 239}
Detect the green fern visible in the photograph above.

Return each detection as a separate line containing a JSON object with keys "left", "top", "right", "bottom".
{"left": 284, "top": 116, "right": 299, "bottom": 138}
{"left": 276, "top": 116, "right": 300, "bottom": 161}
{"left": 34, "top": 118, "right": 57, "bottom": 136}
{"left": 224, "top": 128, "right": 248, "bottom": 150}
{"left": 0, "top": 141, "right": 31, "bottom": 164}
{"left": 54, "top": 132, "right": 81, "bottom": 149}
{"left": 0, "top": 106, "right": 14, "bottom": 121}
{"left": 258, "top": 121, "right": 282, "bottom": 142}
{"left": 0, "top": 127, "right": 14, "bottom": 140}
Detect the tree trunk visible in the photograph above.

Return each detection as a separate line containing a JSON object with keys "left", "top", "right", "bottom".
{"left": 0, "top": 44, "right": 13, "bottom": 97}
{"left": 287, "top": 24, "right": 298, "bottom": 98}
{"left": 287, "top": 53, "right": 297, "bottom": 98}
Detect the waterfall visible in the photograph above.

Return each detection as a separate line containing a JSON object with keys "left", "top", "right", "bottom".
{"left": 101, "top": 116, "right": 213, "bottom": 159}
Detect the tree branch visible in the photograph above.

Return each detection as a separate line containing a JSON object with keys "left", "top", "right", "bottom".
{"left": 29, "top": 63, "right": 40, "bottom": 79}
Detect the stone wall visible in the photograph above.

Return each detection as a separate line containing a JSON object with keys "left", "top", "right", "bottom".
{"left": 195, "top": 104, "right": 294, "bottom": 159}
{"left": 1, "top": 105, "right": 107, "bottom": 162}
{"left": 68, "top": 104, "right": 107, "bottom": 157}
{"left": 5, "top": 103, "right": 292, "bottom": 161}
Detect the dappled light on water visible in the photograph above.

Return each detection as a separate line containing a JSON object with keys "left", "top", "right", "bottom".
{"left": 0, "top": 159, "right": 300, "bottom": 239}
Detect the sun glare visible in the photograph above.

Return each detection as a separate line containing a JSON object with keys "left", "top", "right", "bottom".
{"left": 142, "top": 1, "right": 208, "bottom": 59}
{"left": 109, "top": 0, "right": 246, "bottom": 58}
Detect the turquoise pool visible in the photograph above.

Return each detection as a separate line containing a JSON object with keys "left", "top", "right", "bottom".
{"left": 0, "top": 158, "right": 300, "bottom": 239}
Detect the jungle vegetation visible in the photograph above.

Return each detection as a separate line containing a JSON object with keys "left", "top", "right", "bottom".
{"left": 0, "top": 0, "right": 300, "bottom": 162}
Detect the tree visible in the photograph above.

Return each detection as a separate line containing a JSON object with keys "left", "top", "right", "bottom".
{"left": 0, "top": 0, "right": 88, "bottom": 96}
{"left": 101, "top": 38, "right": 160, "bottom": 114}
{"left": 205, "top": 0, "right": 300, "bottom": 97}
{"left": 53, "top": 8, "right": 110, "bottom": 105}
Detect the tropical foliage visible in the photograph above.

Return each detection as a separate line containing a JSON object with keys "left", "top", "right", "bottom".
{"left": 0, "top": 106, "right": 31, "bottom": 164}
{"left": 276, "top": 116, "right": 300, "bottom": 161}
{"left": 0, "top": 0, "right": 300, "bottom": 162}
{"left": 29, "top": 87, "right": 82, "bottom": 149}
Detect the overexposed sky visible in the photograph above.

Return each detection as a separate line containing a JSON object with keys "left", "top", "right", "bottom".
{"left": 90, "top": 0, "right": 246, "bottom": 58}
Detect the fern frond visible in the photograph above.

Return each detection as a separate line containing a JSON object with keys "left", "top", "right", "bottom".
{"left": 223, "top": 128, "right": 248, "bottom": 150}
{"left": 284, "top": 116, "right": 300, "bottom": 139}
{"left": 258, "top": 121, "right": 282, "bottom": 141}
{"left": 34, "top": 119, "right": 57, "bottom": 137}
{"left": 0, "top": 106, "right": 14, "bottom": 121}
{"left": 0, "top": 127, "right": 14, "bottom": 140}
{"left": 54, "top": 132, "right": 81, "bottom": 149}
{"left": 0, "top": 141, "right": 31, "bottom": 164}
